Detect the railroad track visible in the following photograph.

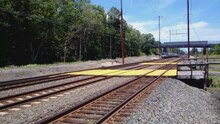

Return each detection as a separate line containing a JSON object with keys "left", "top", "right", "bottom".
{"left": 0, "top": 58, "right": 178, "bottom": 115}
{"left": 0, "top": 58, "right": 174, "bottom": 91}
{"left": 0, "top": 62, "right": 145, "bottom": 91}
{"left": 36, "top": 59, "right": 179, "bottom": 124}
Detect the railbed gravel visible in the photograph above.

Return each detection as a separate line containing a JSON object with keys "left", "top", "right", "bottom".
{"left": 0, "top": 77, "right": 135, "bottom": 124}
{"left": 125, "top": 78, "right": 220, "bottom": 124}
{"left": 0, "top": 76, "right": 92, "bottom": 98}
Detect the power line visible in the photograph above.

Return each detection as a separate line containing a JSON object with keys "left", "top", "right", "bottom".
{"left": 145, "top": 0, "right": 160, "bottom": 16}
{"left": 188, "top": 0, "right": 201, "bottom": 41}
{"left": 145, "top": 0, "right": 179, "bottom": 41}
{"left": 190, "top": 20, "right": 201, "bottom": 41}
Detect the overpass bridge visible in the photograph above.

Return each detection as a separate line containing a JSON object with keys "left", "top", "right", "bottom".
{"left": 158, "top": 41, "right": 220, "bottom": 48}
{"left": 154, "top": 41, "right": 220, "bottom": 49}
{"left": 153, "top": 41, "right": 220, "bottom": 53}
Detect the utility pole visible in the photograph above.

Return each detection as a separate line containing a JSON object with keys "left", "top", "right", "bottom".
{"left": 187, "top": 0, "right": 190, "bottom": 58}
{"left": 120, "top": 0, "right": 125, "bottom": 64}
{"left": 158, "top": 16, "right": 161, "bottom": 57}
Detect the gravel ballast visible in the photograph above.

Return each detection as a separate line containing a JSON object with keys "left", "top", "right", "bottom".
{"left": 0, "top": 77, "right": 135, "bottom": 124}
{"left": 125, "top": 78, "right": 220, "bottom": 124}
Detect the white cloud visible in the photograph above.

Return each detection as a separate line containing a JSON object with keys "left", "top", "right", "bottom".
{"left": 128, "top": 20, "right": 220, "bottom": 42}
{"left": 191, "top": 22, "right": 208, "bottom": 28}
{"left": 128, "top": 20, "right": 158, "bottom": 33}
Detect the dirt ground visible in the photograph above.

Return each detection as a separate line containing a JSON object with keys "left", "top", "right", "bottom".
{"left": 0, "top": 56, "right": 158, "bottom": 82}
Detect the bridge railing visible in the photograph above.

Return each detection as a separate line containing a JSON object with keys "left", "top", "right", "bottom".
{"left": 208, "top": 41, "right": 220, "bottom": 44}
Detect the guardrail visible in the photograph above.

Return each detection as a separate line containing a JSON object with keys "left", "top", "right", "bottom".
{"left": 176, "top": 61, "right": 209, "bottom": 85}
{"left": 177, "top": 60, "right": 220, "bottom": 87}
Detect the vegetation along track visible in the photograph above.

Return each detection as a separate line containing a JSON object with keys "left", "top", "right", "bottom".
{"left": 0, "top": 58, "right": 173, "bottom": 91}
{"left": 36, "top": 59, "right": 179, "bottom": 124}
{"left": 0, "top": 58, "right": 178, "bottom": 115}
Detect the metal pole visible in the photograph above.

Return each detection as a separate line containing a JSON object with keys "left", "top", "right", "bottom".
{"left": 158, "top": 16, "right": 161, "bottom": 57}
{"left": 120, "top": 0, "right": 125, "bottom": 64}
{"left": 187, "top": 0, "right": 190, "bottom": 58}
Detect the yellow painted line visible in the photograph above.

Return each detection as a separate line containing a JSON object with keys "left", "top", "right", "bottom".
{"left": 146, "top": 70, "right": 167, "bottom": 76}
{"left": 117, "top": 70, "right": 153, "bottom": 76}
{"left": 67, "top": 69, "right": 177, "bottom": 77}
{"left": 163, "top": 70, "right": 177, "bottom": 76}
{"left": 104, "top": 70, "right": 128, "bottom": 76}
{"left": 146, "top": 69, "right": 177, "bottom": 77}
{"left": 141, "top": 62, "right": 177, "bottom": 65}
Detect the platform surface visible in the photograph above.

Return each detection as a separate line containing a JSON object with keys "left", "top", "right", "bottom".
{"left": 67, "top": 69, "right": 177, "bottom": 77}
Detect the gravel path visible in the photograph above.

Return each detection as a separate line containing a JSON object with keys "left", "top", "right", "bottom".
{"left": 125, "top": 78, "right": 220, "bottom": 124}
{"left": 0, "top": 77, "right": 135, "bottom": 124}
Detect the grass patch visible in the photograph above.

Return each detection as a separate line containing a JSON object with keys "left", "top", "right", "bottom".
{"left": 207, "top": 76, "right": 220, "bottom": 92}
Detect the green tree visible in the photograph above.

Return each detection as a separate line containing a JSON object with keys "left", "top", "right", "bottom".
{"left": 191, "top": 47, "right": 199, "bottom": 55}
{"left": 210, "top": 45, "right": 220, "bottom": 54}
{"left": 125, "top": 26, "right": 143, "bottom": 56}
{"left": 0, "top": 0, "right": 158, "bottom": 67}
{"left": 141, "top": 33, "right": 156, "bottom": 55}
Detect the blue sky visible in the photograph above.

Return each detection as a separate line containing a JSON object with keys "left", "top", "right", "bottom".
{"left": 91, "top": 0, "right": 220, "bottom": 42}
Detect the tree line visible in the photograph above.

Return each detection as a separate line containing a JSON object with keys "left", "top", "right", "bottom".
{"left": 0, "top": 0, "right": 159, "bottom": 67}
